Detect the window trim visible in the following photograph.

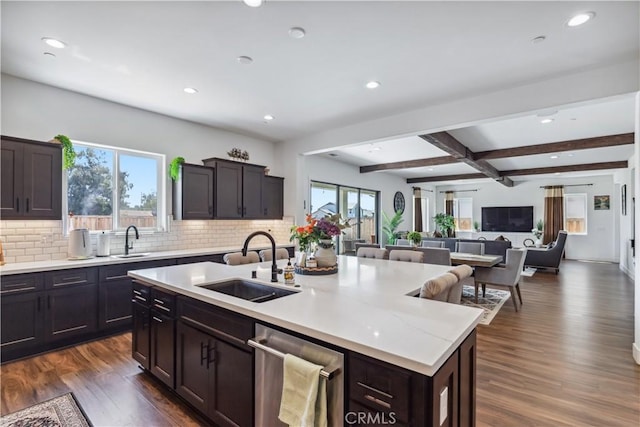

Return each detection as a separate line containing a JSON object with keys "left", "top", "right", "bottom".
{"left": 63, "top": 140, "right": 166, "bottom": 235}
{"left": 564, "top": 193, "right": 588, "bottom": 235}
{"left": 452, "top": 197, "right": 473, "bottom": 232}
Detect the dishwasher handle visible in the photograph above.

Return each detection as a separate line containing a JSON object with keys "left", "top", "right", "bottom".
{"left": 247, "top": 338, "right": 339, "bottom": 380}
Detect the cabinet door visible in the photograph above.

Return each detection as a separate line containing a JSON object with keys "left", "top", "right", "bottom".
{"left": 0, "top": 292, "right": 44, "bottom": 358}
{"left": 22, "top": 143, "right": 62, "bottom": 219}
{"left": 176, "top": 322, "right": 213, "bottom": 414}
{"left": 262, "top": 176, "right": 284, "bottom": 219}
{"left": 45, "top": 284, "right": 97, "bottom": 342}
{"left": 210, "top": 339, "right": 253, "bottom": 427}
{"left": 178, "top": 164, "right": 214, "bottom": 219}
{"left": 132, "top": 302, "right": 151, "bottom": 369}
{"left": 215, "top": 162, "right": 242, "bottom": 218}
{"left": 150, "top": 310, "right": 176, "bottom": 389}
{"left": 98, "top": 278, "right": 133, "bottom": 330}
{"left": 242, "top": 164, "right": 264, "bottom": 219}
{"left": 0, "top": 139, "right": 23, "bottom": 217}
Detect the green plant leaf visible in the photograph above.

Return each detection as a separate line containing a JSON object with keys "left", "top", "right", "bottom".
{"left": 53, "top": 134, "right": 76, "bottom": 170}
{"left": 169, "top": 157, "right": 185, "bottom": 181}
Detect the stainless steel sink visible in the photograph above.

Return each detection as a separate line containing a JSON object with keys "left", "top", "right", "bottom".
{"left": 111, "top": 253, "right": 151, "bottom": 259}
{"left": 198, "top": 279, "right": 298, "bottom": 303}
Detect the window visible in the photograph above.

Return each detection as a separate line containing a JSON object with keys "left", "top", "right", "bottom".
{"left": 453, "top": 198, "right": 473, "bottom": 231}
{"left": 565, "top": 193, "right": 587, "bottom": 234}
{"left": 66, "top": 142, "right": 165, "bottom": 233}
{"left": 310, "top": 181, "right": 379, "bottom": 254}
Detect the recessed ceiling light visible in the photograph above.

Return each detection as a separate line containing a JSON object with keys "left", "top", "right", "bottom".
{"left": 428, "top": 168, "right": 434, "bottom": 172}
{"left": 366, "top": 81, "right": 381, "bottom": 89}
{"left": 43, "top": 52, "right": 56, "bottom": 58}
{"left": 531, "top": 35, "right": 546, "bottom": 44}
{"left": 288, "top": 27, "right": 306, "bottom": 39}
{"left": 263, "top": 114, "right": 274, "bottom": 121}
{"left": 567, "top": 12, "right": 595, "bottom": 27}
{"left": 183, "top": 87, "right": 198, "bottom": 94}
{"left": 328, "top": 153, "right": 338, "bottom": 157}
{"left": 237, "top": 56, "right": 253, "bottom": 64}
{"left": 554, "top": 172, "right": 561, "bottom": 175}
{"left": 540, "top": 118, "right": 554, "bottom": 124}
{"left": 550, "top": 155, "right": 559, "bottom": 159}
{"left": 41, "top": 37, "right": 67, "bottom": 49}
{"left": 242, "top": 0, "right": 263, "bottom": 7}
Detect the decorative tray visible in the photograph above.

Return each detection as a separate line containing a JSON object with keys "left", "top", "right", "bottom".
{"left": 294, "top": 264, "right": 338, "bottom": 275}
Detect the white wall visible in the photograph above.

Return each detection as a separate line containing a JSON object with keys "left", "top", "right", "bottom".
{"left": 633, "top": 92, "right": 640, "bottom": 366}
{"left": 436, "top": 175, "right": 620, "bottom": 262}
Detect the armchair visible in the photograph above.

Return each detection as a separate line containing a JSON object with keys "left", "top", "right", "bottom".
{"left": 524, "top": 231, "right": 568, "bottom": 274}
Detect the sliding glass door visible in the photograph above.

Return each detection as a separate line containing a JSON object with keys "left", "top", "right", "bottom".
{"left": 310, "top": 181, "right": 379, "bottom": 254}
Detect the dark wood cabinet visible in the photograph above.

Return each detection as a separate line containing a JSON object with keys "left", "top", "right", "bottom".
{"left": 149, "top": 287, "right": 176, "bottom": 388}
{"left": 1, "top": 292, "right": 44, "bottom": 356}
{"left": 45, "top": 283, "right": 98, "bottom": 342}
{"left": 173, "top": 163, "right": 214, "bottom": 220}
{"left": 210, "top": 159, "right": 243, "bottom": 218}
{"left": 242, "top": 164, "right": 264, "bottom": 219}
{"left": 132, "top": 280, "right": 152, "bottom": 369}
{"left": 175, "top": 295, "right": 254, "bottom": 426}
{"left": 1, "top": 136, "right": 62, "bottom": 219}
{"left": 262, "top": 176, "right": 284, "bottom": 219}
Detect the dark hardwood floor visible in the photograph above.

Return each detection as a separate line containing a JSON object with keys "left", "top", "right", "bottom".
{"left": 1, "top": 260, "right": 638, "bottom": 426}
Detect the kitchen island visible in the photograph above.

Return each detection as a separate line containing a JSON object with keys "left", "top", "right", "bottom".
{"left": 129, "top": 255, "right": 483, "bottom": 427}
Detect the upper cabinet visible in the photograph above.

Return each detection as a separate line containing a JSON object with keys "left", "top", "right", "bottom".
{"left": 202, "top": 158, "right": 283, "bottom": 220}
{"left": 1, "top": 136, "right": 62, "bottom": 220}
{"left": 263, "top": 176, "right": 284, "bottom": 219}
{"left": 173, "top": 163, "right": 214, "bottom": 220}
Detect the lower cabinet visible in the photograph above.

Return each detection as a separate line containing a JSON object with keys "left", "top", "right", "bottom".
{"left": 45, "top": 283, "right": 97, "bottom": 342}
{"left": 1, "top": 291, "right": 44, "bottom": 356}
{"left": 175, "top": 296, "right": 254, "bottom": 427}
{"left": 149, "top": 287, "right": 176, "bottom": 389}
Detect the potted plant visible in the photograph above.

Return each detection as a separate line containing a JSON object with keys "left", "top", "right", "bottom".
{"left": 532, "top": 219, "right": 544, "bottom": 247}
{"left": 407, "top": 231, "right": 422, "bottom": 247}
{"left": 382, "top": 210, "right": 404, "bottom": 245}
{"left": 434, "top": 213, "right": 456, "bottom": 237}
{"left": 169, "top": 156, "right": 185, "bottom": 181}
{"left": 51, "top": 134, "right": 76, "bottom": 170}
{"left": 473, "top": 220, "right": 480, "bottom": 232}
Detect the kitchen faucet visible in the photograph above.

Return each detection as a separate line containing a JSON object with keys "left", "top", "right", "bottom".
{"left": 125, "top": 225, "right": 139, "bottom": 255}
{"left": 242, "top": 231, "right": 281, "bottom": 282}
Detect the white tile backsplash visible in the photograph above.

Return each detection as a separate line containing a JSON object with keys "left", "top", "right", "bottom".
{"left": 0, "top": 218, "right": 294, "bottom": 264}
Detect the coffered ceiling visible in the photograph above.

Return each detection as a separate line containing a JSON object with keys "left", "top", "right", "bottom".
{"left": 1, "top": 1, "right": 638, "bottom": 184}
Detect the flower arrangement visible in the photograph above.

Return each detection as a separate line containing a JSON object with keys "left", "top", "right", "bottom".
{"left": 227, "top": 147, "right": 249, "bottom": 161}
{"left": 290, "top": 213, "right": 349, "bottom": 252}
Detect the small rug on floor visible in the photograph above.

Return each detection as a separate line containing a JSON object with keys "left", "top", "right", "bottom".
{"left": 1, "top": 392, "right": 92, "bottom": 427}
{"left": 520, "top": 267, "right": 537, "bottom": 277}
{"left": 461, "top": 285, "right": 510, "bottom": 325}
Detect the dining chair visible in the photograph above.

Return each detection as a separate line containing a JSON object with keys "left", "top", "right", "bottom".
{"left": 223, "top": 251, "right": 260, "bottom": 265}
{"left": 421, "top": 240, "right": 445, "bottom": 248}
{"left": 447, "top": 264, "right": 474, "bottom": 304}
{"left": 356, "top": 247, "right": 388, "bottom": 259}
{"left": 259, "top": 248, "right": 290, "bottom": 262}
{"left": 343, "top": 238, "right": 365, "bottom": 255}
{"left": 418, "top": 272, "right": 460, "bottom": 303}
{"left": 389, "top": 249, "right": 423, "bottom": 263}
{"left": 415, "top": 247, "right": 451, "bottom": 266}
{"left": 395, "top": 239, "right": 411, "bottom": 246}
{"left": 455, "top": 241, "right": 485, "bottom": 255}
{"left": 354, "top": 242, "right": 381, "bottom": 252}
{"left": 473, "top": 248, "right": 527, "bottom": 311}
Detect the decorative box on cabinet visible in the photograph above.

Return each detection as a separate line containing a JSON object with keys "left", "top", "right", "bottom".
{"left": 1, "top": 135, "right": 62, "bottom": 219}
{"left": 173, "top": 163, "right": 214, "bottom": 220}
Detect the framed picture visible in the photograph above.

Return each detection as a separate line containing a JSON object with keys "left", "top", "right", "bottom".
{"left": 622, "top": 185, "right": 627, "bottom": 215}
{"left": 594, "top": 195, "right": 610, "bottom": 210}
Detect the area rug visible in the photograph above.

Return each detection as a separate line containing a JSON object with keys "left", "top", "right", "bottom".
{"left": 461, "top": 285, "right": 510, "bottom": 325}
{"left": 1, "top": 392, "right": 92, "bottom": 427}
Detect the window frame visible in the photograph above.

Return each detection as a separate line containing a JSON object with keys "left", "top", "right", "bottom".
{"left": 63, "top": 140, "right": 166, "bottom": 235}
{"left": 452, "top": 197, "right": 473, "bottom": 232}
{"left": 564, "top": 193, "right": 588, "bottom": 235}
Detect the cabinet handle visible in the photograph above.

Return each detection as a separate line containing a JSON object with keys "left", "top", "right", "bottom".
{"left": 152, "top": 316, "right": 163, "bottom": 323}
{"left": 264, "top": 208, "right": 267, "bottom": 216}
{"left": 16, "top": 198, "right": 20, "bottom": 212}
{"left": 209, "top": 206, "right": 212, "bottom": 215}
{"left": 154, "top": 304, "right": 171, "bottom": 313}
{"left": 207, "top": 341, "right": 215, "bottom": 368}
{"left": 153, "top": 298, "right": 164, "bottom": 305}
{"left": 364, "top": 394, "right": 392, "bottom": 409}
{"left": 356, "top": 382, "right": 394, "bottom": 399}
{"left": 243, "top": 207, "right": 246, "bottom": 215}
{"left": 237, "top": 207, "right": 241, "bottom": 215}
{"left": 200, "top": 342, "right": 207, "bottom": 366}
{"left": 37, "top": 296, "right": 41, "bottom": 312}
{"left": 134, "top": 295, "right": 147, "bottom": 303}
{"left": 26, "top": 198, "right": 29, "bottom": 213}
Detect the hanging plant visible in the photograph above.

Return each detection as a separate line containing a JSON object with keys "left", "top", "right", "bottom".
{"left": 169, "top": 156, "right": 185, "bottom": 181}
{"left": 52, "top": 134, "right": 76, "bottom": 170}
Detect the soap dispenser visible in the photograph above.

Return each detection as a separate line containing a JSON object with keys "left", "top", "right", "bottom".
{"left": 284, "top": 259, "right": 295, "bottom": 285}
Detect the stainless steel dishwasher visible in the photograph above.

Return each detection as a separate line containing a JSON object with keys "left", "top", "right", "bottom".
{"left": 250, "top": 324, "right": 344, "bottom": 426}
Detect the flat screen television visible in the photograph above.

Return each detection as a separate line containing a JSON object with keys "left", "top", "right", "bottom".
{"left": 481, "top": 206, "right": 533, "bottom": 233}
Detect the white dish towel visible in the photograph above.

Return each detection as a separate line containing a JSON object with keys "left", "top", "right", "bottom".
{"left": 278, "top": 354, "right": 327, "bottom": 427}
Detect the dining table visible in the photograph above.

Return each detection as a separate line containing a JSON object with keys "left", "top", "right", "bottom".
{"left": 450, "top": 252, "right": 503, "bottom": 267}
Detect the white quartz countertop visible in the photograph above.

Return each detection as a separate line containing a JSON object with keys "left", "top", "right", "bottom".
{"left": 129, "top": 255, "right": 483, "bottom": 376}
{"left": 0, "top": 244, "right": 293, "bottom": 275}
